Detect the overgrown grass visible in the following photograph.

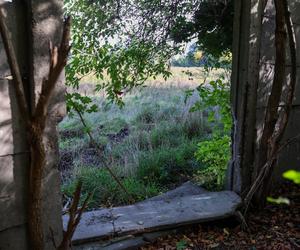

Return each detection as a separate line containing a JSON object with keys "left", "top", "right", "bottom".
{"left": 59, "top": 67, "right": 229, "bottom": 208}
{"left": 62, "top": 167, "right": 161, "bottom": 208}
{"left": 137, "top": 140, "right": 201, "bottom": 186}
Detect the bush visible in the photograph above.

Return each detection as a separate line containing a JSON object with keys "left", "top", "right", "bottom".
{"left": 137, "top": 141, "right": 200, "bottom": 186}
{"left": 186, "top": 72, "right": 232, "bottom": 190}
{"left": 62, "top": 167, "right": 161, "bottom": 208}
{"left": 194, "top": 135, "right": 231, "bottom": 190}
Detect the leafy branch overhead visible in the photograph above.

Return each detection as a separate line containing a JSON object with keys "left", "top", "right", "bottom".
{"left": 64, "top": 0, "right": 233, "bottom": 110}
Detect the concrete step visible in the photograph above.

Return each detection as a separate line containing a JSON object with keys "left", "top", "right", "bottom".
{"left": 63, "top": 183, "right": 241, "bottom": 246}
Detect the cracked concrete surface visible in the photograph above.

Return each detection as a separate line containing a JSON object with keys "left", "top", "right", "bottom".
{"left": 63, "top": 183, "right": 241, "bottom": 245}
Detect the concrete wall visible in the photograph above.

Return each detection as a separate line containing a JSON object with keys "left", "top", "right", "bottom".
{"left": 229, "top": 0, "right": 300, "bottom": 194}
{"left": 0, "top": 1, "right": 65, "bottom": 249}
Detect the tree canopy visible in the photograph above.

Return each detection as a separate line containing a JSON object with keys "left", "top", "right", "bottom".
{"left": 64, "top": 0, "right": 233, "bottom": 109}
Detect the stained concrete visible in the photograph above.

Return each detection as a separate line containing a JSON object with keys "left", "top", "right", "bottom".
{"left": 228, "top": 0, "right": 300, "bottom": 193}
{"left": 73, "top": 230, "right": 177, "bottom": 250}
{"left": 136, "top": 181, "right": 207, "bottom": 204}
{"left": 63, "top": 189, "right": 241, "bottom": 245}
{"left": 0, "top": 1, "right": 65, "bottom": 249}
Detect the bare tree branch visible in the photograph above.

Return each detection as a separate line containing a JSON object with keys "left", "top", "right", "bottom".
{"left": 74, "top": 105, "right": 135, "bottom": 204}
{"left": 34, "top": 17, "right": 71, "bottom": 130}
{"left": 57, "top": 182, "right": 91, "bottom": 250}
{"left": 27, "top": 17, "right": 72, "bottom": 250}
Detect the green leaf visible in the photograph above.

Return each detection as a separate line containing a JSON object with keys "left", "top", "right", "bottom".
{"left": 283, "top": 170, "right": 300, "bottom": 184}
{"left": 176, "top": 240, "right": 188, "bottom": 250}
{"left": 267, "top": 196, "right": 290, "bottom": 205}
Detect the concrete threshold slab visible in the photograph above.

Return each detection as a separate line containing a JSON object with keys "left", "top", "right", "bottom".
{"left": 63, "top": 183, "right": 241, "bottom": 246}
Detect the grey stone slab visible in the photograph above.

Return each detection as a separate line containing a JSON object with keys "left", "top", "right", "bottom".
{"left": 71, "top": 183, "right": 206, "bottom": 249}
{"left": 101, "top": 237, "right": 147, "bottom": 250}
{"left": 73, "top": 235, "right": 149, "bottom": 250}
{"left": 75, "top": 230, "right": 175, "bottom": 250}
{"left": 65, "top": 209, "right": 115, "bottom": 242}
{"left": 136, "top": 181, "right": 207, "bottom": 204}
{"left": 64, "top": 191, "right": 241, "bottom": 244}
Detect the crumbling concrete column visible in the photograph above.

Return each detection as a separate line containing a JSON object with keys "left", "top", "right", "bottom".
{"left": 228, "top": 0, "right": 300, "bottom": 195}
{"left": 0, "top": 1, "right": 65, "bottom": 249}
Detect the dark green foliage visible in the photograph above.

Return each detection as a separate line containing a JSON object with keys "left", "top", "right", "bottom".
{"left": 66, "top": 93, "right": 98, "bottom": 116}
{"left": 194, "top": 135, "right": 231, "bottom": 190}
{"left": 64, "top": 0, "right": 233, "bottom": 112}
{"left": 171, "top": 44, "right": 206, "bottom": 67}
{"left": 170, "top": 0, "right": 234, "bottom": 57}
{"left": 137, "top": 141, "right": 200, "bottom": 186}
{"left": 64, "top": 0, "right": 173, "bottom": 110}
{"left": 149, "top": 123, "right": 185, "bottom": 148}
{"left": 62, "top": 167, "right": 161, "bottom": 207}
{"left": 184, "top": 57, "right": 232, "bottom": 190}
{"left": 192, "top": 78, "right": 232, "bottom": 132}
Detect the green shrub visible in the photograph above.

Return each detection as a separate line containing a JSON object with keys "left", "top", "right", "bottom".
{"left": 188, "top": 77, "right": 232, "bottom": 132}
{"left": 62, "top": 167, "right": 161, "bottom": 208}
{"left": 194, "top": 135, "right": 231, "bottom": 190}
{"left": 186, "top": 74, "right": 232, "bottom": 190}
{"left": 137, "top": 141, "right": 200, "bottom": 186}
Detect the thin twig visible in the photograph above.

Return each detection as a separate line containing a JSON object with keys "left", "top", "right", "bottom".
{"left": 34, "top": 17, "right": 71, "bottom": 129}
{"left": 74, "top": 106, "right": 135, "bottom": 203}
{"left": 58, "top": 181, "right": 92, "bottom": 250}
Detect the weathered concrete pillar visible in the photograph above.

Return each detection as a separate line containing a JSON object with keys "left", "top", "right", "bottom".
{"left": 0, "top": 1, "right": 65, "bottom": 249}
{"left": 228, "top": 0, "right": 300, "bottom": 195}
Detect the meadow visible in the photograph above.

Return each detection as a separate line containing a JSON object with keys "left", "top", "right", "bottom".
{"left": 59, "top": 67, "right": 229, "bottom": 208}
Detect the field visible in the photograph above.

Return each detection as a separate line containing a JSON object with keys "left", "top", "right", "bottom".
{"left": 59, "top": 67, "right": 229, "bottom": 208}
